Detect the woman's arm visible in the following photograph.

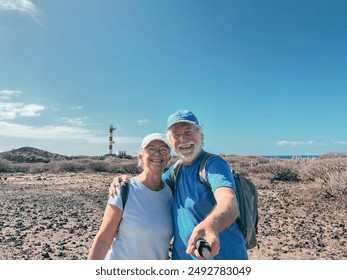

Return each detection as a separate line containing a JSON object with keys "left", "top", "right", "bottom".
{"left": 87, "top": 204, "right": 122, "bottom": 259}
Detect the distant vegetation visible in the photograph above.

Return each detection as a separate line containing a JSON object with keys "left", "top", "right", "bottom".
{"left": 224, "top": 152, "right": 347, "bottom": 199}
{"left": 0, "top": 147, "right": 140, "bottom": 174}
{"left": 1, "top": 147, "right": 346, "bottom": 198}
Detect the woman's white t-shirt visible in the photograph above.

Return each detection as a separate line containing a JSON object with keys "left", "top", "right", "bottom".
{"left": 106, "top": 177, "right": 173, "bottom": 260}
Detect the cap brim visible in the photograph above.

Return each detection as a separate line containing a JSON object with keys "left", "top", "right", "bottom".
{"left": 166, "top": 120, "right": 197, "bottom": 130}
{"left": 141, "top": 138, "right": 171, "bottom": 150}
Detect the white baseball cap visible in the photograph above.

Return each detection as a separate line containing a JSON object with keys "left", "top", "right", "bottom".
{"left": 140, "top": 133, "right": 171, "bottom": 150}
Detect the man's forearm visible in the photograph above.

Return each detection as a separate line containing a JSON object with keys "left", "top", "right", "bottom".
{"left": 206, "top": 188, "right": 239, "bottom": 233}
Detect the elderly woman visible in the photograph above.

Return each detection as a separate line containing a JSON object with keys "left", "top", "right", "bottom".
{"left": 88, "top": 133, "right": 173, "bottom": 260}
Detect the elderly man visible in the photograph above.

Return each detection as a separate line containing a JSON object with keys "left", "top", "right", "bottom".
{"left": 162, "top": 110, "right": 248, "bottom": 260}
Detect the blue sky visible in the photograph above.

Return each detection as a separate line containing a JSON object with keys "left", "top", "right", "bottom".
{"left": 1, "top": 0, "right": 346, "bottom": 156}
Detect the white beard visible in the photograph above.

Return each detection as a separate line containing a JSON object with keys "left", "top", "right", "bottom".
{"left": 176, "top": 139, "right": 203, "bottom": 164}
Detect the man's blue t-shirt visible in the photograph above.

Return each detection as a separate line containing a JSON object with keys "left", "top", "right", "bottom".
{"left": 163, "top": 151, "right": 248, "bottom": 260}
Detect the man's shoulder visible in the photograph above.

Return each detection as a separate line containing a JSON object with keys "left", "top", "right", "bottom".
{"left": 193, "top": 150, "right": 218, "bottom": 163}
{"left": 203, "top": 153, "right": 232, "bottom": 179}
{"left": 203, "top": 152, "right": 227, "bottom": 166}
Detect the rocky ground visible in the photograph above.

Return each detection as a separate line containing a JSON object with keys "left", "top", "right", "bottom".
{"left": 0, "top": 172, "right": 346, "bottom": 260}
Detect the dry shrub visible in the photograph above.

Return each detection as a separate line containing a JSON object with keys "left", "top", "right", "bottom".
{"left": 247, "top": 161, "right": 300, "bottom": 182}
{"left": 0, "top": 159, "right": 12, "bottom": 172}
{"left": 28, "top": 163, "right": 51, "bottom": 173}
{"left": 300, "top": 158, "right": 347, "bottom": 198}
{"left": 224, "top": 155, "right": 269, "bottom": 171}
{"left": 48, "top": 161, "right": 85, "bottom": 173}
{"left": 0, "top": 160, "right": 32, "bottom": 173}
{"left": 0, "top": 157, "right": 140, "bottom": 174}
{"left": 112, "top": 161, "right": 140, "bottom": 174}
{"left": 87, "top": 161, "right": 109, "bottom": 172}
{"left": 83, "top": 158, "right": 139, "bottom": 174}
{"left": 319, "top": 152, "right": 347, "bottom": 159}
{"left": 269, "top": 162, "right": 300, "bottom": 182}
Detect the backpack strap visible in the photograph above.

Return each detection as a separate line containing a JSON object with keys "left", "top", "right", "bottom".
{"left": 120, "top": 182, "right": 129, "bottom": 209}
{"left": 171, "top": 153, "right": 220, "bottom": 188}
{"left": 198, "top": 153, "right": 220, "bottom": 188}
{"left": 171, "top": 158, "right": 183, "bottom": 184}
{"left": 167, "top": 182, "right": 175, "bottom": 196}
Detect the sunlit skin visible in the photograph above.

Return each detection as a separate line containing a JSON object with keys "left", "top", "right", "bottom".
{"left": 137, "top": 140, "right": 171, "bottom": 190}
{"left": 168, "top": 123, "right": 203, "bottom": 165}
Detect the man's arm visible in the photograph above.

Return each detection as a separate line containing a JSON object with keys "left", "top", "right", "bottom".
{"left": 186, "top": 187, "right": 239, "bottom": 258}
{"left": 108, "top": 168, "right": 173, "bottom": 196}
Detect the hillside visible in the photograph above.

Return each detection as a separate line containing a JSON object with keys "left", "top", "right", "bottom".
{"left": 0, "top": 147, "right": 70, "bottom": 163}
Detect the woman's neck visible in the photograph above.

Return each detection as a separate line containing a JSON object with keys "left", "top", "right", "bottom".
{"left": 137, "top": 172, "right": 164, "bottom": 191}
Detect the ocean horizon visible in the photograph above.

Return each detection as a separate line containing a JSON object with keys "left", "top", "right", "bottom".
{"left": 262, "top": 155, "right": 320, "bottom": 159}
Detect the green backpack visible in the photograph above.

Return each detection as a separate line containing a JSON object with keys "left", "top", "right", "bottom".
{"left": 172, "top": 153, "right": 259, "bottom": 250}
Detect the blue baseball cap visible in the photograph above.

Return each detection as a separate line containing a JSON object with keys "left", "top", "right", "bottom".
{"left": 166, "top": 110, "right": 199, "bottom": 130}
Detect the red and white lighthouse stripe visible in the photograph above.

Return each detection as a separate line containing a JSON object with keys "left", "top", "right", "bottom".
{"left": 108, "top": 124, "right": 116, "bottom": 154}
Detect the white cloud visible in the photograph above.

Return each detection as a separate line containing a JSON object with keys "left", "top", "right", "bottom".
{"left": 0, "top": 121, "right": 104, "bottom": 143}
{"left": 0, "top": 121, "right": 141, "bottom": 145}
{"left": 0, "top": 90, "right": 22, "bottom": 100}
{"left": 61, "top": 117, "right": 87, "bottom": 126}
{"left": 0, "top": 102, "right": 45, "bottom": 120}
{"left": 137, "top": 119, "right": 150, "bottom": 126}
{"left": 0, "top": 0, "right": 41, "bottom": 22}
{"left": 114, "top": 136, "right": 141, "bottom": 145}
{"left": 0, "top": 90, "right": 22, "bottom": 95}
{"left": 70, "top": 106, "right": 83, "bottom": 110}
{"left": 277, "top": 140, "right": 347, "bottom": 147}
{"left": 276, "top": 140, "right": 315, "bottom": 147}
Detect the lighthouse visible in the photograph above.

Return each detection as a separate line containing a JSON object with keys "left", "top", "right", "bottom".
{"left": 108, "top": 124, "right": 116, "bottom": 155}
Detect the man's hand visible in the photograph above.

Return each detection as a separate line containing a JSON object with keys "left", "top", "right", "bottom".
{"left": 108, "top": 175, "right": 130, "bottom": 196}
{"left": 186, "top": 187, "right": 238, "bottom": 259}
{"left": 186, "top": 220, "right": 220, "bottom": 259}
